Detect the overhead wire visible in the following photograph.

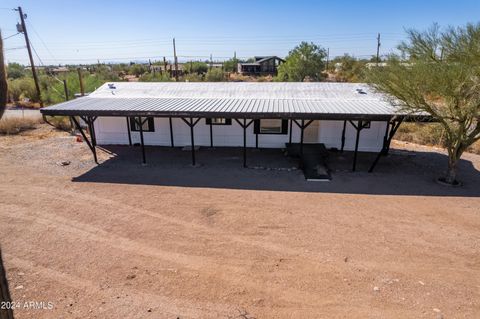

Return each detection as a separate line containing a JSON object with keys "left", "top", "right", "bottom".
{"left": 2, "top": 32, "right": 20, "bottom": 41}
{"left": 26, "top": 19, "right": 59, "bottom": 65}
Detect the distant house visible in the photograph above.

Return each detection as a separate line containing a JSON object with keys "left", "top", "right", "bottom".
{"left": 237, "top": 56, "right": 285, "bottom": 76}
{"left": 50, "top": 66, "right": 70, "bottom": 74}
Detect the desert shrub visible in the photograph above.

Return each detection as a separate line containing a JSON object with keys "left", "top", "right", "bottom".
{"left": 256, "top": 75, "right": 273, "bottom": 82}
{"left": 138, "top": 73, "right": 172, "bottom": 82}
{"left": 205, "top": 68, "right": 224, "bottom": 82}
{"left": 0, "top": 116, "right": 42, "bottom": 135}
{"left": 128, "top": 64, "right": 148, "bottom": 77}
{"left": 45, "top": 116, "right": 72, "bottom": 131}
{"left": 6, "top": 62, "right": 25, "bottom": 79}
{"left": 182, "top": 73, "right": 203, "bottom": 82}
{"left": 395, "top": 122, "right": 480, "bottom": 154}
{"left": 41, "top": 71, "right": 114, "bottom": 105}
{"left": 183, "top": 61, "right": 208, "bottom": 74}
{"left": 395, "top": 122, "right": 447, "bottom": 147}
{"left": 8, "top": 77, "right": 37, "bottom": 102}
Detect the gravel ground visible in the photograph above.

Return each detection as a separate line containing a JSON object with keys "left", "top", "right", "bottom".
{"left": 0, "top": 124, "right": 479, "bottom": 319}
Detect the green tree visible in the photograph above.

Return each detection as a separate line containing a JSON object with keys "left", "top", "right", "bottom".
{"left": 8, "top": 78, "right": 37, "bottom": 102}
{"left": 6, "top": 62, "right": 25, "bottom": 79}
{"left": 366, "top": 23, "right": 480, "bottom": 185}
{"left": 276, "top": 42, "right": 327, "bottom": 81}
{"left": 0, "top": 31, "right": 7, "bottom": 119}
{"left": 183, "top": 61, "right": 208, "bottom": 74}
{"left": 205, "top": 68, "right": 224, "bottom": 82}
{"left": 330, "top": 54, "right": 366, "bottom": 82}
{"left": 223, "top": 58, "right": 239, "bottom": 73}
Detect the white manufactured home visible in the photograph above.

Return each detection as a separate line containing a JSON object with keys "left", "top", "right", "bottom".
{"left": 95, "top": 113, "right": 386, "bottom": 152}
{"left": 41, "top": 82, "right": 424, "bottom": 172}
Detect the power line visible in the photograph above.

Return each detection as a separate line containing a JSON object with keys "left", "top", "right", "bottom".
{"left": 4, "top": 46, "right": 25, "bottom": 51}
{"left": 2, "top": 32, "right": 20, "bottom": 41}
{"left": 25, "top": 20, "right": 59, "bottom": 65}
{"left": 29, "top": 41, "right": 46, "bottom": 66}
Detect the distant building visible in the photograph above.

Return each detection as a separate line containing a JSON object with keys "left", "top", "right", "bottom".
{"left": 50, "top": 66, "right": 70, "bottom": 74}
{"left": 237, "top": 56, "right": 285, "bottom": 76}
{"left": 209, "top": 63, "right": 223, "bottom": 69}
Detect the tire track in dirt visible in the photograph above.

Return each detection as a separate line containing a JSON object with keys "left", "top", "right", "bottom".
{"left": 0, "top": 183, "right": 331, "bottom": 262}
{"left": 4, "top": 254, "right": 230, "bottom": 318}
{"left": 0, "top": 203, "right": 332, "bottom": 308}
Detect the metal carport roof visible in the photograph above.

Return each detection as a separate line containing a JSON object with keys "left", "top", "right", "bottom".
{"left": 40, "top": 82, "right": 423, "bottom": 121}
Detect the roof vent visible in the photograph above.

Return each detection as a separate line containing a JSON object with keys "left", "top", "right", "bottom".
{"left": 356, "top": 88, "right": 367, "bottom": 94}
{"left": 108, "top": 83, "right": 116, "bottom": 89}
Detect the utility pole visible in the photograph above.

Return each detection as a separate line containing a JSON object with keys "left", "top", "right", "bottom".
{"left": 233, "top": 51, "right": 237, "bottom": 73}
{"left": 62, "top": 80, "right": 69, "bottom": 101}
{"left": 376, "top": 33, "right": 381, "bottom": 64}
{"left": 209, "top": 54, "right": 213, "bottom": 70}
{"left": 16, "top": 6, "right": 42, "bottom": 107}
{"left": 1, "top": 30, "right": 8, "bottom": 120}
{"left": 77, "top": 68, "right": 84, "bottom": 96}
{"left": 173, "top": 38, "right": 178, "bottom": 81}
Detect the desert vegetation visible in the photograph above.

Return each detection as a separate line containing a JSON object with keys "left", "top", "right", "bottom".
{"left": 366, "top": 23, "right": 480, "bottom": 184}
{"left": 0, "top": 116, "right": 43, "bottom": 134}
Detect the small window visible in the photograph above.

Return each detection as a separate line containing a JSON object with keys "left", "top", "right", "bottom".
{"left": 254, "top": 119, "right": 288, "bottom": 135}
{"left": 206, "top": 118, "right": 232, "bottom": 125}
{"left": 129, "top": 117, "right": 155, "bottom": 132}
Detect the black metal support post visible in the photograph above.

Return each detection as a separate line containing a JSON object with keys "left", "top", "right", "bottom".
{"left": 289, "top": 119, "right": 293, "bottom": 144}
{"left": 292, "top": 119, "right": 314, "bottom": 157}
{"left": 352, "top": 121, "right": 361, "bottom": 172}
{"left": 89, "top": 116, "right": 97, "bottom": 147}
{"left": 138, "top": 118, "right": 146, "bottom": 164}
{"left": 255, "top": 133, "right": 258, "bottom": 149}
{"left": 348, "top": 120, "right": 370, "bottom": 172}
{"left": 72, "top": 116, "right": 98, "bottom": 164}
{"left": 133, "top": 117, "right": 148, "bottom": 165}
{"left": 381, "top": 121, "right": 390, "bottom": 155}
{"left": 181, "top": 117, "right": 201, "bottom": 166}
{"left": 340, "top": 120, "right": 347, "bottom": 152}
{"left": 300, "top": 119, "right": 305, "bottom": 156}
{"left": 126, "top": 117, "right": 132, "bottom": 146}
{"left": 234, "top": 118, "right": 254, "bottom": 168}
{"left": 169, "top": 117, "right": 174, "bottom": 148}
{"left": 210, "top": 122, "right": 213, "bottom": 148}
{"left": 368, "top": 118, "right": 403, "bottom": 173}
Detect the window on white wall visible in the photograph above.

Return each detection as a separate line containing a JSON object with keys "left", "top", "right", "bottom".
{"left": 129, "top": 117, "right": 155, "bottom": 132}
{"left": 254, "top": 119, "right": 288, "bottom": 134}
{"left": 205, "top": 118, "right": 232, "bottom": 125}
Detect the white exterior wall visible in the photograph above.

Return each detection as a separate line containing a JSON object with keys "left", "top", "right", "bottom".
{"left": 93, "top": 117, "right": 386, "bottom": 152}
{"left": 318, "top": 120, "right": 387, "bottom": 152}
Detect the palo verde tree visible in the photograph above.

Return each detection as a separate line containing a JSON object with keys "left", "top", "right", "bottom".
{"left": 276, "top": 41, "right": 327, "bottom": 81}
{"left": 0, "top": 30, "right": 7, "bottom": 119}
{"left": 366, "top": 23, "right": 480, "bottom": 184}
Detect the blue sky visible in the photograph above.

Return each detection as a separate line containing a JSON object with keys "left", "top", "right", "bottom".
{"left": 1, "top": 0, "right": 479, "bottom": 65}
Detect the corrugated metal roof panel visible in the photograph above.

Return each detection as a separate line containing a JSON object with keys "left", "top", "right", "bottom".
{"left": 41, "top": 82, "right": 417, "bottom": 119}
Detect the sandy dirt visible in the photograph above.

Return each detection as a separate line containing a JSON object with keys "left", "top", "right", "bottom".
{"left": 0, "top": 124, "right": 479, "bottom": 319}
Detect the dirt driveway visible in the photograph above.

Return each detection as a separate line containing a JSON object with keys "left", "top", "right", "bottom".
{"left": 0, "top": 125, "right": 479, "bottom": 318}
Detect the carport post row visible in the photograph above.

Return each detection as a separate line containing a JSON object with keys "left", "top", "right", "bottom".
{"left": 67, "top": 112, "right": 406, "bottom": 173}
